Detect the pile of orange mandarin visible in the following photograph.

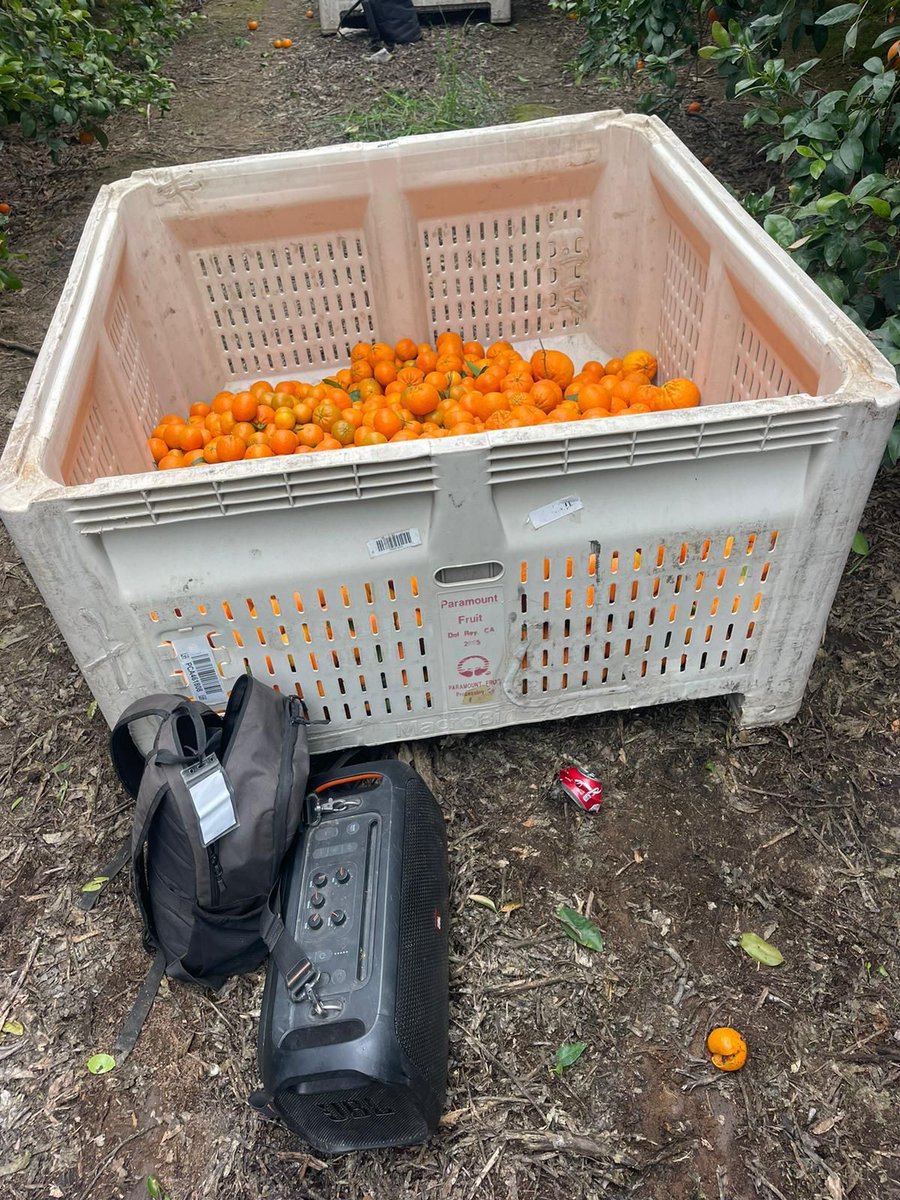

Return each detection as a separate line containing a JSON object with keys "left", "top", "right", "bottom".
{"left": 147, "top": 333, "right": 701, "bottom": 469}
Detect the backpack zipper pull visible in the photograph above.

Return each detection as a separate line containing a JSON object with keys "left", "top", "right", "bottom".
{"left": 209, "top": 845, "right": 226, "bottom": 892}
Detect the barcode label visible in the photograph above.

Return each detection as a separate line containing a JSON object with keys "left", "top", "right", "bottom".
{"left": 171, "top": 634, "right": 228, "bottom": 706}
{"left": 528, "top": 495, "right": 584, "bottom": 530}
{"left": 367, "top": 527, "right": 422, "bottom": 558}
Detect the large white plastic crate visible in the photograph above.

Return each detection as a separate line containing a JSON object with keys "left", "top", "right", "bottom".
{"left": 1, "top": 113, "right": 896, "bottom": 750}
{"left": 317, "top": 0, "right": 511, "bottom": 35}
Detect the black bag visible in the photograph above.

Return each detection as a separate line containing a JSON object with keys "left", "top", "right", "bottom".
{"left": 104, "top": 677, "right": 311, "bottom": 1057}
{"left": 340, "top": 0, "right": 421, "bottom": 45}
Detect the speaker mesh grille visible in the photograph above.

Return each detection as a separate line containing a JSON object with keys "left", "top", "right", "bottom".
{"left": 274, "top": 1083, "right": 428, "bottom": 1153}
{"left": 395, "top": 777, "right": 449, "bottom": 1097}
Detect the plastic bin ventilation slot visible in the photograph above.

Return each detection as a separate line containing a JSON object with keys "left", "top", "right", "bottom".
{"left": 0, "top": 113, "right": 896, "bottom": 748}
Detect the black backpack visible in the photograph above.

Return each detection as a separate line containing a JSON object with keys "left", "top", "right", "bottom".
{"left": 340, "top": 0, "right": 421, "bottom": 45}
{"left": 98, "top": 677, "right": 313, "bottom": 1058}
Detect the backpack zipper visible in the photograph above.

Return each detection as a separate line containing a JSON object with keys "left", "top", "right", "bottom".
{"left": 208, "top": 844, "right": 225, "bottom": 906}
{"left": 273, "top": 698, "right": 303, "bottom": 879}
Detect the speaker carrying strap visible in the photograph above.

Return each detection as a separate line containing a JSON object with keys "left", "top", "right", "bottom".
{"left": 260, "top": 879, "right": 341, "bottom": 1016}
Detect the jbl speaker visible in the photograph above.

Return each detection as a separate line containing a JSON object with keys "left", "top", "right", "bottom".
{"left": 252, "top": 759, "right": 449, "bottom": 1154}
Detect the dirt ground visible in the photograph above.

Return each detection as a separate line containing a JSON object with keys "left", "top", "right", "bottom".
{"left": 1, "top": 1, "right": 898, "bottom": 1197}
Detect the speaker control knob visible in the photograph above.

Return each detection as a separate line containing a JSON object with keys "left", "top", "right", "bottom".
{"left": 335, "top": 866, "right": 351, "bottom": 885}
{"left": 330, "top": 909, "right": 346, "bottom": 926}
{"left": 312, "top": 871, "right": 328, "bottom": 888}
{"left": 310, "top": 891, "right": 325, "bottom": 909}
{"left": 308, "top": 912, "right": 323, "bottom": 930}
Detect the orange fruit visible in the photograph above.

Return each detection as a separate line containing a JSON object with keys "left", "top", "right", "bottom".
{"left": 605, "top": 358, "right": 623, "bottom": 376}
{"left": 158, "top": 450, "right": 184, "bottom": 470}
{"left": 269, "top": 429, "right": 298, "bottom": 455}
{"left": 888, "top": 39, "right": 900, "bottom": 63}
{"left": 298, "top": 423, "right": 324, "bottom": 447}
{"left": 246, "top": 444, "right": 274, "bottom": 458}
{"left": 161, "top": 422, "right": 186, "bottom": 450}
{"left": 416, "top": 348, "right": 438, "bottom": 373}
{"left": 374, "top": 360, "right": 397, "bottom": 387}
{"left": 463, "top": 340, "right": 485, "bottom": 359}
{"left": 687, "top": 100, "right": 702, "bottom": 114}
{"left": 530, "top": 379, "right": 563, "bottom": 412}
{"left": 0, "top": 203, "right": 10, "bottom": 215}
{"left": 706, "top": 1027, "right": 747, "bottom": 1072}
{"left": 183, "top": 449, "right": 205, "bottom": 466}
{"left": 395, "top": 337, "right": 418, "bottom": 361}
{"left": 372, "top": 407, "right": 404, "bottom": 438}
{"left": 230, "top": 392, "right": 257, "bottom": 423}
{"left": 530, "top": 348, "right": 575, "bottom": 389}
{"left": 273, "top": 406, "right": 296, "bottom": 429}
{"left": 622, "top": 350, "right": 658, "bottom": 379}
{"left": 576, "top": 382, "right": 607, "bottom": 412}
{"left": 390, "top": 430, "right": 420, "bottom": 442}
{"left": 178, "top": 425, "right": 205, "bottom": 452}
{"left": 148, "top": 437, "right": 168, "bottom": 463}
{"left": 660, "top": 378, "right": 701, "bottom": 409}
{"left": 203, "top": 439, "right": 220, "bottom": 464}
{"left": 256, "top": 403, "right": 276, "bottom": 426}
{"left": 216, "top": 435, "right": 246, "bottom": 461}
{"left": 250, "top": 381, "right": 273, "bottom": 398}
{"left": 447, "top": 421, "right": 480, "bottom": 437}
{"left": 282, "top": 37, "right": 292, "bottom": 46}
{"left": 247, "top": 18, "right": 259, "bottom": 30}
{"left": 189, "top": 402, "right": 211, "bottom": 418}
{"left": 580, "top": 407, "right": 612, "bottom": 420}
{"left": 212, "top": 392, "right": 234, "bottom": 414}
{"left": 403, "top": 383, "right": 442, "bottom": 417}
{"left": 612, "top": 379, "right": 639, "bottom": 404}
{"left": 627, "top": 402, "right": 652, "bottom": 414}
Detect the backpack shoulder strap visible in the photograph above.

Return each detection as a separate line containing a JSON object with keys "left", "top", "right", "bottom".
{"left": 111, "top": 694, "right": 216, "bottom": 799}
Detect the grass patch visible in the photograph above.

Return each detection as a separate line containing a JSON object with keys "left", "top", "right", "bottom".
{"left": 342, "top": 39, "right": 500, "bottom": 140}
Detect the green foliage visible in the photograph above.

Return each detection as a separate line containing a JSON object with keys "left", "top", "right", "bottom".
{"left": 0, "top": 213, "right": 23, "bottom": 290}
{"left": 550, "top": 0, "right": 697, "bottom": 86}
{"left": 0, "top": 0, "right": 193, "bottom": 152}
{"left": 342, "top": 38, "right": 498, "bottom": 140}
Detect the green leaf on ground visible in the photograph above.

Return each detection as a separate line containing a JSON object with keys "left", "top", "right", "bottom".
{"left": 87, "top": 1053, "right": 116, "bottom": 1074}
{"left": 852, "top": 531, "right": 870, "bottom": 556}
{"left": 2, "top": 1020, "right": 24, "bottom": 1036}
{"left": 552, "top": 1041, "right": 587, "bottom": 1074}
{"left": 556, "top": 905, "right": 604, "bottom": 951}
{"left": 468, "top": 893, "right": 498, "bottom": 912}
{"left": 740, "top": 931, "right": 784, "bottom": 966}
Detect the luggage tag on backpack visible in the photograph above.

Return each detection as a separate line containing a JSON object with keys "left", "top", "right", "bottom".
{"left": 182, "top": 755, "right": 239, "bottom": 847}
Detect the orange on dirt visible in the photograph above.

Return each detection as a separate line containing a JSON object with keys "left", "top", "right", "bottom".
{"left": 78, "top": 130, "right": 96, "bottom": 145}
{"left": 706, "top": 1027, "right": 747, "bottom": 1072}
{"left": 531, "top": 348, "right": 575, "bottom": 389}
{"left": 687, "top": 100, "right": 702, "bottom": 114}
{"left": 622, "top": 349, "right": 658, "bottom": 379}
{"left": 247, "top": 18, "right": 259, "bottom": 29}
{"left": 0, "top": 203, "right": 10, "bottom": 215}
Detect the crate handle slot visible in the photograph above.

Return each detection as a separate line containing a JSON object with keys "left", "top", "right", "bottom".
{"left": 433, "top": 562, "right": 505, "bottom": 587}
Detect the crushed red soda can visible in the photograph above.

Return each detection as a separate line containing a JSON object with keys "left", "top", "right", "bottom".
{"left": 558, "top": 766, "right": 603, "bottom": 813}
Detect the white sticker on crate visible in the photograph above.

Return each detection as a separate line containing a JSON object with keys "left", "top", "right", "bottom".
{"left": 366, "top": 528, "right": 422, "bottom": 558}
{"left": 439, "top": 589, "right": 506, "bottom": 708}
{"left": 170, "top": 634, "right": 228, "bottom": 706}
{"left": 528, "top": 495, "right": 584, "bottom": 530}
